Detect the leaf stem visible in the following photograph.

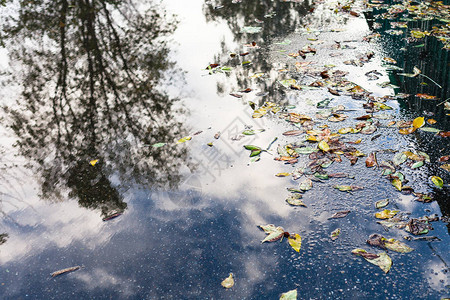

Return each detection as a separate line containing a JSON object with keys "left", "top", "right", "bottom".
{"left": 418, "top": 74, "right": 442, "bottom": 89}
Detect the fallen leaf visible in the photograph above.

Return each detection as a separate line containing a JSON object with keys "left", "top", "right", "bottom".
{"left": 51, "top": 266, "right": 81, "bottom": 277}
{"left": 431, "top": 176, "right": 443, "bottom": 189}
{"left": 367, "top": 234, "right": 413, "bottom": 253}
{"left": 352, "top": 249, "right": 392, "bottom": 273}
{"left": 221, "top": 273, "right": 234, "bottom": 288}
{"left": 280, "top": 289, "right": 297, "bottom": 300}
{"left": 375, "top": 199, "right": 389, "bottom": 209}
{"left": 259, "top": 224, "right": 286, "bottom": 243}
{"left": 318, "top": 140, "right": 330, "bottom": 152}
{"left": 412, "top": 117, "right": 425, "bottom": 129}
{"left": 375, "top": 209, "right": 399, "bottom": 219}
{"left": 275, "top": 173, "right": 291, "bottom": 177}
{"left": 283, "top": 130, "right": 304, "bottom": 136}
{"left": 440, "top": 164, "right": 450, "bottom": 172}
{"left": 331, "top": 228, "right": 341, "bottom": 241}
{"left": 366, "top": 152, "right": 377, "bottom": 167}
{"left": 152, "top": 142, "right": 166, "bottom": 148}
{"left": 299, "top": 178, "right": 313, "bottom": 191}
{"left": 288, "top": 234, "right": 302, "bottom": 252}
{"left": 329, "top": 210, "right": 350, "bottom": 219}
{"left": 177, "top": 136, "right": 192, "bottom": 144}
{"left": 89, "top": 159, "right": 98, "bottom": 166}
{"left": 438, "top": 131, "right": 450, "bottom": 137}
{"left": 286, "top": 194, "right": 306, "bottom": 207}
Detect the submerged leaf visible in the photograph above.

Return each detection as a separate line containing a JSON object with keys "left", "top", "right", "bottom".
{"left": 288, "top": 234, "right": 302, "bottom": 252}
{"left": 221, "top": 273, "right": 234, "bottom": 288}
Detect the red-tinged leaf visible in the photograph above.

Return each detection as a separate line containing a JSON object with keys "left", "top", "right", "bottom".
{"left": 356, "top": 114, "right": 372, "bottom": 120}
{"left": 240, "top": 52, "right": 249, "bottom": 56}
{"left": 416, "top": 93, "right": 437, "bottom": 100}
{"left": 329, "top": 210, "right": 350, "bottom": 219}
{"left": 366, "top": 152, "right": 377, "bottom": 167}
{"left": 206, "top": 63, "right": 219, "bottom": 69}
{"left": 439, "top": 155, "right": 450, "bottom": 162}
{"left": 350, "top": 11, "right": 359, "bottom": 17}
{"left": 282, "top": 130, "right": 304, "bottom": 136}
{"left": 438, "top": 131, "right": 450, "bottom": 137}
{"left": 240, "top": 88, "right": 252, "bottom": 93}
{"left": 399, "top": 127, "right": 416, "bottom": 135}
{"left": 229, "top": 93, "right": 242, "bottom": 98}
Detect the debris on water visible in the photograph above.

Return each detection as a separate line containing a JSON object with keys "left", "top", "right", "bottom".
{"left": 51, "top": 266, "right": 81, "bottom": 277}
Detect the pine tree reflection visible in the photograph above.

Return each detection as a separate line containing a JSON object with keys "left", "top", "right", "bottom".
{"left": 3, "top": 0, "right": 189, "bottom": 218}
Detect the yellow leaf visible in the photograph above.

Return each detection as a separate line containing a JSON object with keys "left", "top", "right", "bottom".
{"left": 318, "top": 140, "right": 330, "bottom": 152}
{"left": 177, "top": 136, "right": 192, "bottom": 144}
{"left": 412, "top": 117, "right": 424, "bottom": 129}
{"left": 375, "top": 209, "right": 399, "bottom": 219}
{"left": 275, "top": 173, "right": 291, "bottom": 177}
{"left": 392, "top": 179, "right": 402, "bottom": 191}
{"left": 399, "top": 127, "right": 416, "bottom": 135}
{"left": 288, "top": 233, "right": 302, "bottom": 252}
{"left": 221, "top": 273, "right": 234, "bottom": 288}
{"left": 89, "top": 159, "right": 98, "bottom": 166}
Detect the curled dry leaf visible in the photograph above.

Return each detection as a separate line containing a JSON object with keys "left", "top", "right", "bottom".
{"left": 51, "top": 266, "right": 81, "bottom": 277}
{"left": 221, "top": 273, "right": 234, "bottom": 289}
{"left": 259, "top": 224, "right": 286, "bottom": 243}
{"left": 367, "top": 234, "right": 413, "bottom": 253}
{"left": 366, "top": 152, "right": 377, "bottom": 167}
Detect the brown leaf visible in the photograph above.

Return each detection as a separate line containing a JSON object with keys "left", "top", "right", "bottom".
{"left": 328, "top": 88, "right": 340, "bottom": 96}
{"left": 438, "top": 131, "right": 450, "bottom": 137}
{"left": 366, "top": 152, "right": 377, "bottom": 167}
{"left": 282, "top": 130, "right": 304, "bottom": 136}
{"left": 329, "top": 210, "right": 351, "bottom": 219}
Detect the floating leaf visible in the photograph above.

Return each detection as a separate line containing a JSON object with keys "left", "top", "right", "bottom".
{"left": 366, "top": 152, "right": 377, "bottom": 167}
{"left": 280, "top": 289, "right": 297, "bottom": 300}
{"left": 89, "top": 159, "right": 98, "bottom": 166}
{"left": 221, "top": 273, "right": 234, "bottom": 288}
{"left": 276, "top": 173, "right": 291, "bottom": 177}
{"left": 431, "top": 176, "right": 443, "bottom": 189}
{"left": 288, "top": 234, "right": 302, "bottom": 252}
{"left": 399, "top": 127, "right": 416, "bottom": 135}
{"left": 375, "top": 209, "right": 399, "bottom": 219}
{"left": 375, "top": 199, "right": 389, "bottom": 209}
{"left": 412, "top": 117, "right": 425, "bottom": 129}
{"left": 403, "top": 151, "right": 422, "bottom": 161}
{"left": 241, "top": 26, "right": 262, "bottom": 33}
{"left": 329, "top": 210, "right": 350, "bottom": 219}
{"left": 419, "top": 127, "right": 441, "bottom": 133}
{"left": 244, "top": 145, "right": 261, "bottom": 151}
{"left": 51, "top": 266, "right": 81, "bottom": 277}
{"left": 393, "top": 152, "right": 407, "bottom": 166}
{"left": 352, "top": 249, "right": 392, "bottom": 273}
{"left": 331, "top": 228, "right": 341, "bottom": 241}
{"left": 152, "top": 143, "right": 166, "bottom": 148}
{"left": 176, "top": 136, "right": 192, "bottom": 144}
{"left": 299, "top": 178, "right": 313, "bottom": 191}
{"left": 318, "top": 140, "right": 330, "bottom": 152}
{"left": 283, "top": 130, "right": 304, "bottom": 136}
{"left": 411, "top": 160, "right": 424, "bottom": 169}
{"left": 286, "top": 194, "right": 306, "bottom": 207}
{"left": 367, "top": 234, "right": 413, "bottom": 253}
{"left": 416, "top": 93, "right": 437, "bottom": 100}
{"left": 440, "top": 164, "right": 450, "bottom": 172}
{"left": 333, "top": 185, "right": 362, "bottom": 192}
{"left": 259, "top": 224, "right": 285, "bottom": 243}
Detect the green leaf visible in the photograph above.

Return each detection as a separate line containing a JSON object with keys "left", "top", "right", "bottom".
{"left": 152, "top": 142, "right": 166, "bottom": 148}
{"left": 419, "top": 127, "right": 441, "bottom": 133}
{"left": 295, "top": 147, "right": 318, "bottom": 154}
{"left": 288, "top": 234, "right": 302, "bottom": 252}
{"left": 393, "top": 152, "right": 407, "bottom": 166}
{"left": 280, "top": 289, "right": 297, "bottom": 300}
{"left": 431, "top": 176, "right": 444, "bottom": 189}
{"left": 331, "top": 228, "right": 341, "bottom": 241}
{"left": 241, "top": 26, "right": 262, "bottom": 34}
{"left": 391, "top": 179, "right": 402, "bottom": 191}
{"left": 411, "top": 160, "right": 424, "bottom": 169}
{"left": 250, "top": 150, "right": 262, "bottom": 157}
{"left": 244, "top": 145, "right": 261, "bottom": 151}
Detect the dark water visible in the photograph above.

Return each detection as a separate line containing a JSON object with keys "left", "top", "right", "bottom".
{"left": 0, "top": 0, "right": 449, "bottom": 299}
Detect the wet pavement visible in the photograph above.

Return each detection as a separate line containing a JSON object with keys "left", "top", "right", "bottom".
{"left": 0, "top": 0, "right": 449, "bottom": 299}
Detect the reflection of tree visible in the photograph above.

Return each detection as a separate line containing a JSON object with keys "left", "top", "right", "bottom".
{"left": 202, "top": 0, "right": 313, "bottom": 102}
{"left": 3, "top": 0, "right": 190, "bottom": 217}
